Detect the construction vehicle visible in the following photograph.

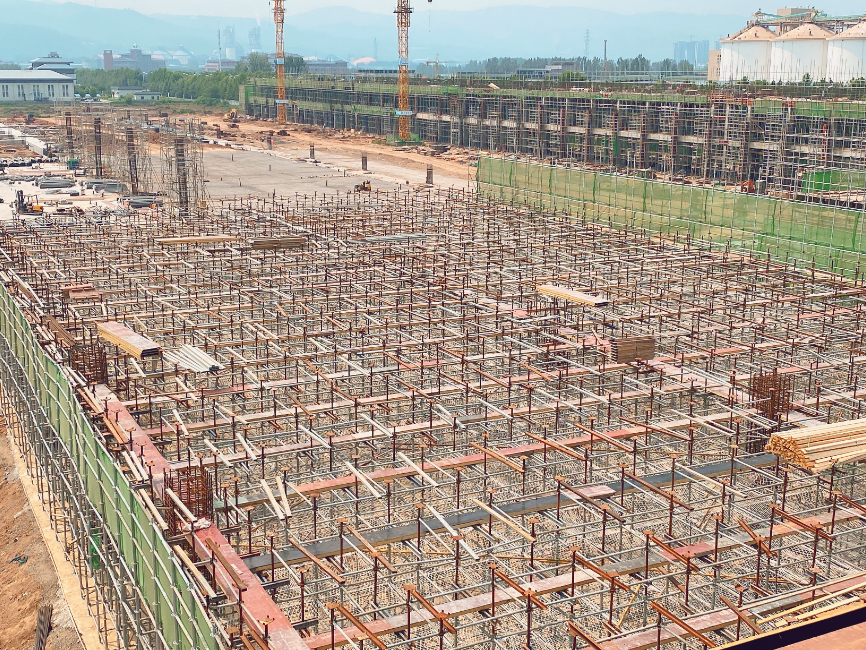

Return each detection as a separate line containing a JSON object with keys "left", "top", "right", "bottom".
{"left": 740, "top": 179, "right": 756, "bottom": 193}
{"left": 15, "top": 190, "right": 43, "bottom": 215}
{"left": 224, "top": 108, "right": 238, "bottom": 123}
{"left": 354, "top": 180, "right": 371, "bottom": 192}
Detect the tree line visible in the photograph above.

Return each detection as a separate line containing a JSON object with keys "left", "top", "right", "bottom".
{"left": 73, "top": 54, "right": 306, "bottom": 103}
{"left": 415, "top": 55, "right": 696, "bottom": 78}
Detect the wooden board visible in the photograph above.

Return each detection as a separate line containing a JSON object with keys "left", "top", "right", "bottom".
{"left": 250, "top": 236, "right": 306, "bottom": 250}
{"left": 767, "top": 417, "right": 866, "bottom": 472}
{"left": 155, "top": 235, "right": 238, "bottom": 245}
{"left": 610, "top": 336, "right": 656, "bottom": 363}
{"left": 537, "top": 284, "right": 609, "bottom": 306}
{"left": 96, "top": 321, "right": 161, "bottom": 359}
{"left": 61, "top": 283, "right": 102, "bottom": 302}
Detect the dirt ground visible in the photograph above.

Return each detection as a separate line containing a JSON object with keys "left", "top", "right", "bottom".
{"left": 194, "top": 110, "right": 478, "bottom": 186}
{"left": 0, "top": 424, "right": 87, "bottom": 650}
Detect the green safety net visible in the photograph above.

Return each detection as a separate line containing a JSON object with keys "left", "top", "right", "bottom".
{"left": 0, "top": 284, "right": 217, "bottom": 650}
{"left": 478, "top": 157, "right": 866, "bottom": 276}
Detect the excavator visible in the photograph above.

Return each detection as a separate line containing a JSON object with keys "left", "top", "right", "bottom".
{"left": 354, "top": 180, "right": 371, "bottom": 192}
{"left": 224, "top": 108, "right": 239, "bottom": 123}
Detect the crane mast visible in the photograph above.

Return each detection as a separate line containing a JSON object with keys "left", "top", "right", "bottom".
{"left": 274, "top": 0, "right": 286, "bottom": 124}
{"left": 395, "top": 0, "right": 412, "bottom": 141}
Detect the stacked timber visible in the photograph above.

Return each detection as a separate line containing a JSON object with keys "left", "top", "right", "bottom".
{"left": 609, "top": 336, "right": 656, "bottom": 363}
{"left": 96, "top": 321, "right": 161, "bottom": 360}
{"left": 155, "top": 235, "right": 238, "bottom": 245}
{"left": 537, "top": 284, "right": 609, "bottom": 306}
{"left": 61, "top": 283, "right": 101, "bottom": 302}
{"left": 766, "top": 418, "right": 866, "bottom": 472}
{"left": 250, "top": 236, "right": 306, "bottom": 250}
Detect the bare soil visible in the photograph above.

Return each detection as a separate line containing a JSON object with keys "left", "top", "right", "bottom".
{"left": 190, "top": 110, "right": 478, "bottom": 184}
{"left": 0, "top": 424, "right": 83, "bottom": 650}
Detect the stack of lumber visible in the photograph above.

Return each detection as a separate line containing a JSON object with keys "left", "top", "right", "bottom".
{"left": 609, "top": 336, "right": 656, "bottom": 363}
{"left": 96, "top": 321, "right": 161, "bottom": 360}
{"left": 766, "top": 418, "right": 866, "bottom": 472}
{"left": 61, "top": 283, "right": 101, "bottom": 302}
{"left": 250, "top": 236, "right": 306, "bottom": 250}
{"left": 154, "top": 235, "right": 238, "bottom": 246}
{"left": 537, "top": 284, "right": 609, "bottom": 306}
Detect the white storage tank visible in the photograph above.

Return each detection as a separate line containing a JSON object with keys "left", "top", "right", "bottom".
{"left": 720, "top": 25, "right": 776, "bottom": 82}
{"left": 827, "top": 21, "right": 866, "bottom": 83}
{"left": 769, "top": 23, "right": 831, "bottom": 83}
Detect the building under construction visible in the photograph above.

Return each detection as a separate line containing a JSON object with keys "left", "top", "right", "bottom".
{"left": 1, "top": 174, "right": 866, "bottom": 650}
{"left": 53, "top": 104, "right": 205, "bottom": 211}
{"left": 242, "top": 79, "right": 866, "bottom": 201}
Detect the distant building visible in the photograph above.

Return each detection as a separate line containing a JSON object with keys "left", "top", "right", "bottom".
{"left": 674, "top": 40, "right": 711, "bottom": 66}
{"left": 29, "top": 52, "right": 76, "bottom": 76}
{"left": 354, "top": 69, "right": 414, "bottom": 76}
{"left": 222, "top": 25, "right": 244, "bottom": 61}
{"left": 0, "top": 70, "right": 74, "bottom": 101}
{"left": 110, "top": 86, "right": 161, "bottom": 100}
{"left": 249, "top": 26, "right": 262, "bottom": 53}
{"left": 170, "top": 47, "right": 195, "bottom": 68}
{"left": 306, "top": 60, "right": 349, "bottom": 75}
{"left": 101, "top": 46, "right": 166, "bottom": 73}
{"left": 515, "top": 63, "right": 576, "bottom": 80}
{"left": 707, "top": 49, "right": 722, "bottom": 81}
{"left": 204, "top": 59, "right": 237, "bottom": 72}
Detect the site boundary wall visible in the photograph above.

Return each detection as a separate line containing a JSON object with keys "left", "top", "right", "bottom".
{"left": 477, "top": 156, "right": 866, "bottom": 276}
{"left": 0, "top": 283, "right": 219, "bottom": 650}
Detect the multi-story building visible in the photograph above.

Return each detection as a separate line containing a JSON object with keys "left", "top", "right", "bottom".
{"left": 29, "top": 52, "right": 76, "bottom": 76}
{"left": 0, "top": 70, "right": 74, "bottom": 101}
{"left": 102, "top": 46, "right": 166, "bottom": 73}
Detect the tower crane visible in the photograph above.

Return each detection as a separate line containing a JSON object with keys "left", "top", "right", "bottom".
{"left": 425, "top": 53, "right": 439, "bottom": 78}
{"left": 273, "top": 0, "right": 287, "bottom": 124}
{"left": 395, "top": 0, "right": 430, "bottom": 141}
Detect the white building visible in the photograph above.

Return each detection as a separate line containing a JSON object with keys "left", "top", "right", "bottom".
{"left": 110, "top": 86, "right": 162, "bottom": 100}
{"left": 827, "top": 21, "right": 866, "bottom": 83}
{"left": 769, "top": 23, "right": 832, "bottom": 83}
{"left": 0, "top": 70, "right": 74, "bottom": 102}
{"left": 719, "top": 25, "right": 776, "bottom": 82}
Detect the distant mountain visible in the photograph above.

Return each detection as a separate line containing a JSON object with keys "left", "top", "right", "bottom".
{"left": 1, "top": 1, "right": 744, "bottom": 64}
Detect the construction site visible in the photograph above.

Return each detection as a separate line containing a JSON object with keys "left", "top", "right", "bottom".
{"left": 242, "top": 79, "right": 866, "bottom": 202}
{"left": 2, "top": 4, "right": 866, "bottom": 650}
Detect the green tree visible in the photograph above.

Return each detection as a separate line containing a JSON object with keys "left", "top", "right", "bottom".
{"left": 74, "top": 68, "right": 144, "bottom": 95}
{"left": 237, "top": 52, "right": 272, "bottom": 73}
{"left": 559, "top": 71, "right": 587, "bottom": 82}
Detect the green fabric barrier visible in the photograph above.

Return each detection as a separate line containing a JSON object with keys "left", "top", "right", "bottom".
{"left": 0, "top": 284, "right": 217, "bottom": 649}
{"left": 478, "top": 157, "right": 866, "bottom": 276}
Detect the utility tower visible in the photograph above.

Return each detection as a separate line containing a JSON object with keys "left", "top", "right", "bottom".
{"left": 274, "top": 0, "right": 287, "bottom": 124}
{"left": 395, "top": 0, "right": 429, "bottom": 141}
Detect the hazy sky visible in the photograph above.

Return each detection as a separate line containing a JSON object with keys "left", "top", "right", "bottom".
{"left": 54, "top": 0, "right": 866, "bottom": 18}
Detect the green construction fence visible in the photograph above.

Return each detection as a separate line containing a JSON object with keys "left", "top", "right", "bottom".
{"left": 0, "top": 283, "right": 219, "bottom": 650}
{"left": 477, "top": 157, "right": 866, "bottom": 276}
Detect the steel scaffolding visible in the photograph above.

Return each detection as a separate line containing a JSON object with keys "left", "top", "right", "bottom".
{"left": 1, "top": 187, "right": 866, "bottom": 649}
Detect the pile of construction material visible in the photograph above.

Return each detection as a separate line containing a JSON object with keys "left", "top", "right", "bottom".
{"left": 96, "top": 321, "right": 161, "bottom": 360}
{"left": 537, "top": 284, "right": 608, "bottom": 306}
{"left": 609, "top": 336, "right": 656, "bottom": 363}
{"left": 766, "top": 418, "right": 866, "bottom": 472}
{"left": 250, "top": 236, "right": 306, "bottom": 250}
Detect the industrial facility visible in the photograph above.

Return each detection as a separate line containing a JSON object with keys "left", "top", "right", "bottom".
{"left": 720, "top": 8, "right": 866, "bottom": 82}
